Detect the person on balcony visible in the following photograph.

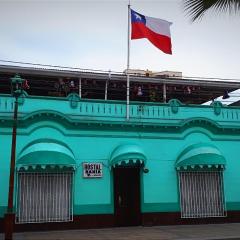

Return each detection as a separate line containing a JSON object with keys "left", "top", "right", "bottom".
{"left": 132, "top": 85, "right": 144, "bottom": 101}
{"left": 149, "top": 85, "right": 159, "bottom": 102}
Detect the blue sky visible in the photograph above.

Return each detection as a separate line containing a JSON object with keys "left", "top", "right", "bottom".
{"left": 0, "top": 0, "right": 240, "bottom": 79}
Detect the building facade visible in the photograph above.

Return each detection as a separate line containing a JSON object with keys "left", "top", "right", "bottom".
{"left": 1, "top": 66, "right": 240, "bottom": 232}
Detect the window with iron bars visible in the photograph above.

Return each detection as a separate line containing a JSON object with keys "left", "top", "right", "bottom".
{"left": 178, "top": 171, "right": 226, "bottom": 218}
{"left": 16, "top": 171, "right": 73, "bottom": 223}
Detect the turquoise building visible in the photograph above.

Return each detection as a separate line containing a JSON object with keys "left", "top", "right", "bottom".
{"left": 1, "top": 65, "right": 240, "bottom": 231}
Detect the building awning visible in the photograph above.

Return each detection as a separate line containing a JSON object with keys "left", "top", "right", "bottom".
{"left": 175, "top": 143, "right": 226, "bottom": 170}
{"left": 17, "top": 142, "right": 76, "bottom": 170}
{"left": 109, "top": 144, "right": 146, "bottom": 168}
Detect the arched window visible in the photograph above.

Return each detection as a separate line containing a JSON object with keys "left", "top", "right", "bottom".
{"left": 176, "top": 143, "right": 226, "bottom": 218}
{"left": 16, "top": 141, "right": 76, "bottom": 223}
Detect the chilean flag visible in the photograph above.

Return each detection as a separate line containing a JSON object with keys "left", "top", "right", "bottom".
{"left": 131, "top": 9, "right": 172, "bottom": 54}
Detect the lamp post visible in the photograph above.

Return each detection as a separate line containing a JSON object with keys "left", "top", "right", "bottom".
{"left": 4, "top": 74, "right": 25, "bottom": 240}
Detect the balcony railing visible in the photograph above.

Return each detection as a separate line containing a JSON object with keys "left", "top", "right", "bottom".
{"left": 1, "top": 94, "right": 240, "bottom": 127}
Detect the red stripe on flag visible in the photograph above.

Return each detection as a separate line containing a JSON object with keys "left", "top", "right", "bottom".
{"left": 131, "top": 22, "right": 172, "bottom": 55}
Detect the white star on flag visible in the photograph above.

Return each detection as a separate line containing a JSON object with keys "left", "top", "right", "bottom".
{"left": 134, "top": 13, "right": 141, "bottom": 20}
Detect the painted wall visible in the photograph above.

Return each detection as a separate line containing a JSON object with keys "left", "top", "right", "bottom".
{"left": 1, "top": 95, "right": 240, "bottom": 218}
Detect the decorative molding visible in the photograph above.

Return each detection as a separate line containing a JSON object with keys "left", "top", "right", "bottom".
{"left": 168, "top": 99, "right": 182, "bottom": 114}
{"left": 67, "top": 93, "right": 80, "bottom": 109}
{"left": 212, "top": 101, "right": 223, "bottom": 115}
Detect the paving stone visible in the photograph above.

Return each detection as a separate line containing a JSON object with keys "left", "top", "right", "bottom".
{"left": 1, "top": 224, "right": 240, "bottom": 240}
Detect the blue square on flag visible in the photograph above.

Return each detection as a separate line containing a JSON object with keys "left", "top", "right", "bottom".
{"left": 131, "top": 9, "right": 146, "bottom": 24}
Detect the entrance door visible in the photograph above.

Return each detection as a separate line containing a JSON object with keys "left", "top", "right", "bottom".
{"left": 114, "top": 167, "right": 141, "bottom": 226}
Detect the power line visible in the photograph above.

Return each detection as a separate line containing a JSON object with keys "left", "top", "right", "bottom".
{"left": 0, "top": 59, "right": 123, "bottom": 75}
{"left": 1, "top": 59, "right": 240, "bottom": 82}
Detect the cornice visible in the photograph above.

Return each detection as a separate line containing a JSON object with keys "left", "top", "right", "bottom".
{"left": 1, "top": 109, "right": 240, "bottom": 136}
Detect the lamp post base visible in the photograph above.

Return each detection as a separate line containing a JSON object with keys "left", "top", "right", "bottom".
{"left": 4, "top": 213, "right": 15, "bottom": 240}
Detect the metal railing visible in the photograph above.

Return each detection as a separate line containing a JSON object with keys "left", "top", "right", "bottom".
{"left": 178, "top": 171, "right": 226, "bottom": 218}
{"left": 16, "top": 172, "right": 73, "bottom": 223}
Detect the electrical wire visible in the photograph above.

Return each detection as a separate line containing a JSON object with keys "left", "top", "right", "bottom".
{"left": 1, "top": 59, "right": 240, "bottom": 82}
{"left": 0, "top": 59, "right": 123, "bottom": 75}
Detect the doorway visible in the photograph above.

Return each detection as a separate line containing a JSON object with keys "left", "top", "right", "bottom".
{"left": 113, "top": 166, "right": 141, "bottom": 226}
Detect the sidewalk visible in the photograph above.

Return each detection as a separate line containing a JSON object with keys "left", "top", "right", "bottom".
{"left": 1, "top": 223, "right": 240, "bottom": 240}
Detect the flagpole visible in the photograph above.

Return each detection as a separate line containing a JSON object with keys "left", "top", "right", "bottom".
{"left": 126, "top": 1, "right": 131, "bottom": 120}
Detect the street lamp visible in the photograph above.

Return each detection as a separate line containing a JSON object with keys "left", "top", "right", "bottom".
{"left": 4, "top": 74, "right": 25, "bottom": 240}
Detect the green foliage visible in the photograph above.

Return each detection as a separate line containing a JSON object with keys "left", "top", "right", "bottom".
{"left": 184, "top": 0, "right": 240, "bottom": 21}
